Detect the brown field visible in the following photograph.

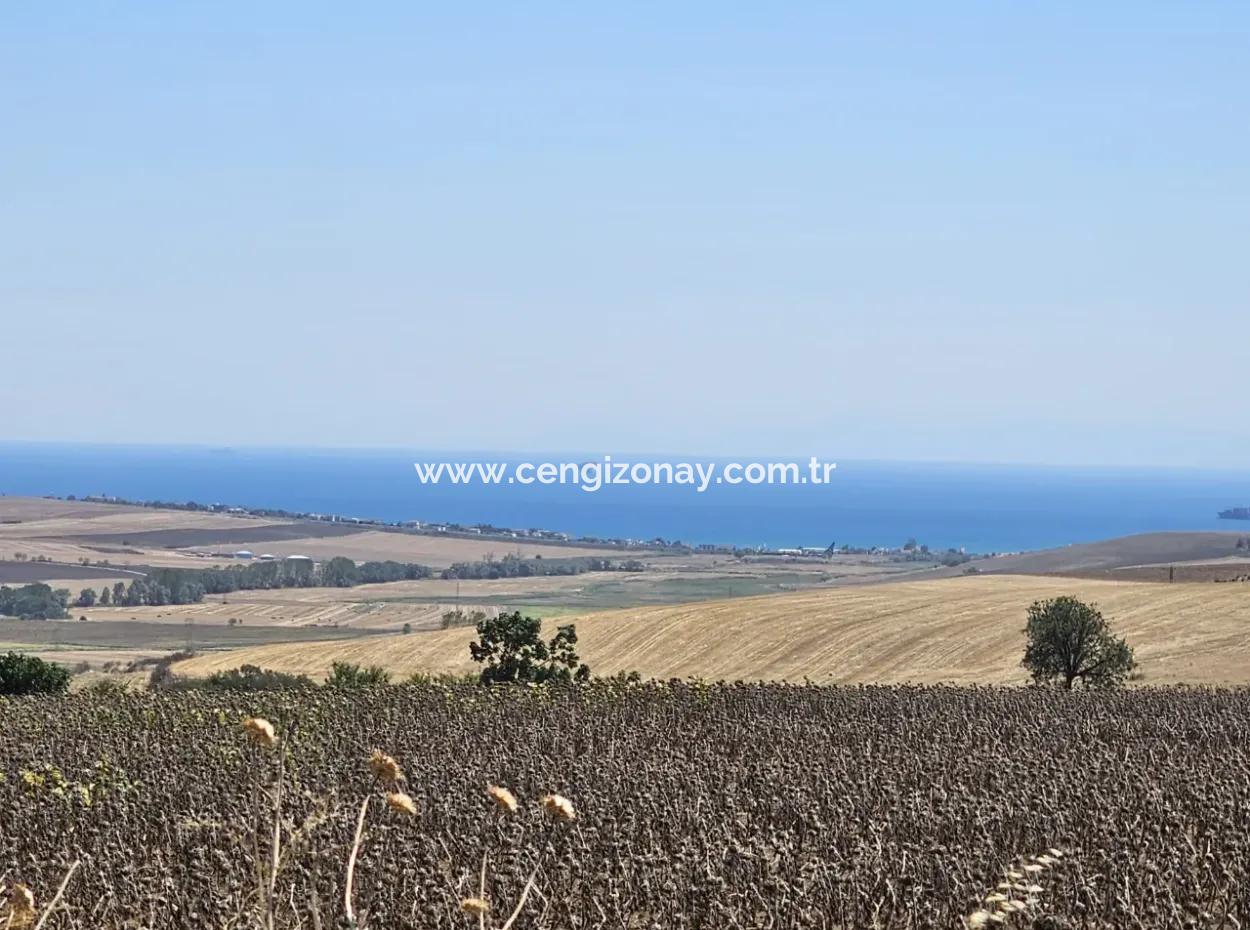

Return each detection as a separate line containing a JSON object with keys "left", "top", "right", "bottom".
{"left": 183, "top": 528, "right": 629, "bottom": 566}
{"left": 9, "top": 497, "right": 1250, "bottom": 689}
{"left": 0, "top": 561, "right": 146, "bottom": 584}
{"left": 0, "top": 496, "right": 142, "bottom": 522}
{"left": 0, "top": 614, "right": 385, "bottom": 670}
{"left": 64, "top": 555, "right": 936, "bottom": 635}
{"left": 83, "top": 597, "right": 488, "bottom": 631}
{"left": 172, "top": 573, "right": 1250, "bottom": 686}
{"left": 0, "top": 504, "right": 285, "bottom": 538}
{"left": 0, "top": 496, "right": 633, "bottom": 573}
{"left": 0, "top": 541, "right": 232, "bottom": 570}
{"left": 1053, "top": 558, "right": 1250, "bottom": 583}
{"left": 53, "top": 521, "right": 370, "bottom": 548}
{"left": 979, "top": 530, "right": 1250, "bottom": 574}
{"left": 0, "top": 497, "right": 293, "bottom": 570}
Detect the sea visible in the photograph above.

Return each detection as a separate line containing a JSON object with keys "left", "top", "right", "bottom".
{"left": 1, "top": 441, "right": 1248, "bottom": 554}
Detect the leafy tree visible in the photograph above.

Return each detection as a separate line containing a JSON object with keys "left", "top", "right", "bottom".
{"left": 469, "top": 611, "right": 591, "bottom": 685}
{"left": 1022, "top": 596, "right": 1136, "bottom": 690}
{"left": 0, "top": 652, "right": 71, "bottom": 696}
{"left": 76, "top": 588, "right": 97, "bottom": 608}
{"left": 0, "top": 583, "right": 71, "bottom": 620}
{"left": 326, "top": 661, "right": 390, "bottom": 688}
{"left": 99, "top": 586, "right": 110, "bottom": 606}
{"left": 320, "top": 557, "right": 359, "bottom": 588}
{"left": 356, "top": 560, "right": 433, "bottom": 584}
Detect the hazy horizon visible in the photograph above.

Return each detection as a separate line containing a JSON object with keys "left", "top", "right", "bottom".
{"left": 5, "top": 436, "right": 1250, "bottom": 478}
{"left": 4, "top": 3, "right": 1248, "bottom": 467}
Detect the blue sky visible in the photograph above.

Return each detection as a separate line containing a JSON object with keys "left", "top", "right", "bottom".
{"left": 2, "top": 3, "right": 1247, "bottom": 465}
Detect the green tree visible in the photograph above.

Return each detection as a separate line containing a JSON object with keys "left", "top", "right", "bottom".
{"left": 0, "top": 583, "right": 71, "bottom": 620}
{"left": 1022, "top": 596, "right": 1136, "bottom": 690}
{"left": 319, "top": 557, "right": 359, "bottom": 588}
{"left": 99, "top": 586, "right": 110, "bottom": 606}
{"left": 326, "top": 661, "right": 390, "bottom": 688}
{"left": 76, "top": 588, "right": 97, "bottom": 608}
{"left": 0, "top": 652, "right": 72, "bottom": 696}
{"left": 469, "top": 611, "right": 591, "bottom": 685}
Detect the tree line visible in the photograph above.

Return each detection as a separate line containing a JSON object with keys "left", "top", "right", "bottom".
{"left": 0, "top": 558, "right": 435, "bottom": 616}
{"left": 103, "top": 559, "right": 434, "bottom": 606}
{"left": 0, "top": 583, "right": 71, "bottom": 620}
{"left": 440, "top": 554, "right": 645, "bottom": 580}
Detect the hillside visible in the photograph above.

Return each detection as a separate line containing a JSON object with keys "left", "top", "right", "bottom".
{"left": 173, "top": 574, "right": 1250, "bottom": 686}
{"left": 978, "top": 531, "right": 1250, "bottom": 575}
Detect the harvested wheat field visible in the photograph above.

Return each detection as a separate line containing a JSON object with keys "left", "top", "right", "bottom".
{"left": 0, "top": 497, "right": 285, "bottom": 537}
{"left": 173, "top": 574, "right": 1250, "bottom": 685}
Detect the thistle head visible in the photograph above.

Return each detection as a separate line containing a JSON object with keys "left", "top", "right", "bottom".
{"left": 367, "top": 750, "right": 404, "bottom": 784}
{"left": 386, "top": 791, "right": 417, "bottom": 816}
{"left": 486, "top": 784, "right": 517, "bottom": 814}
{"left": 540, "top": 793, "right": 576, "bottom": 822}
{"left": 242, "top": 717, "right": 278, "bottom": 748}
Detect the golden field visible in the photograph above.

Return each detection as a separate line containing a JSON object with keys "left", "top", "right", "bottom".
{"left": 172, "top": 573, "right": 1250, "bottom": 686}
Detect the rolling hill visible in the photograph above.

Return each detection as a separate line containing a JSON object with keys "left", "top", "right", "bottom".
{"left": 172, "top": 574, "right": 1250, "bottom": 686}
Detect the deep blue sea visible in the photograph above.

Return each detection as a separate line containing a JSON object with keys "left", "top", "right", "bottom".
{"left": 2, "top": 442, "right": 1248, "bottom": 554}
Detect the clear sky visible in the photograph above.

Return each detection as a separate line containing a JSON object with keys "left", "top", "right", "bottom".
{"left": 2, "top": 3, "right": 1247, "bottom": 466}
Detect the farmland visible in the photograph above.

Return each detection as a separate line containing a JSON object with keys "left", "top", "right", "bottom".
{"left": 0, "top": 496, "right": 633, "bottom": 573}
{"left": 0, "top": 495, "right": 954, "bottom": 669}
{"left": 0, "top": 682, "right": 1246, "bottom": 929}
{"left": 173, "top": 574, "right": 1250, "bottom": 686}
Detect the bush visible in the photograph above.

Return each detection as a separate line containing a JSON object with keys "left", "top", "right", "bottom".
{"left": 81, "top": 677, "right": 132, "bottom": 698}
{"left": 406, "top": 670, "right": 479, "bottom": 686}
{"left": 144, "top": 650, "right": 198, "bottom": 690}
{"left": 197, "top": 664, "right": 316, "bottom": 692}
{"left": 0, "top": 652, "right": 72, "bottom": 696}
{"left": 326, "top": 662, "right": 391, "bottom": 688}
